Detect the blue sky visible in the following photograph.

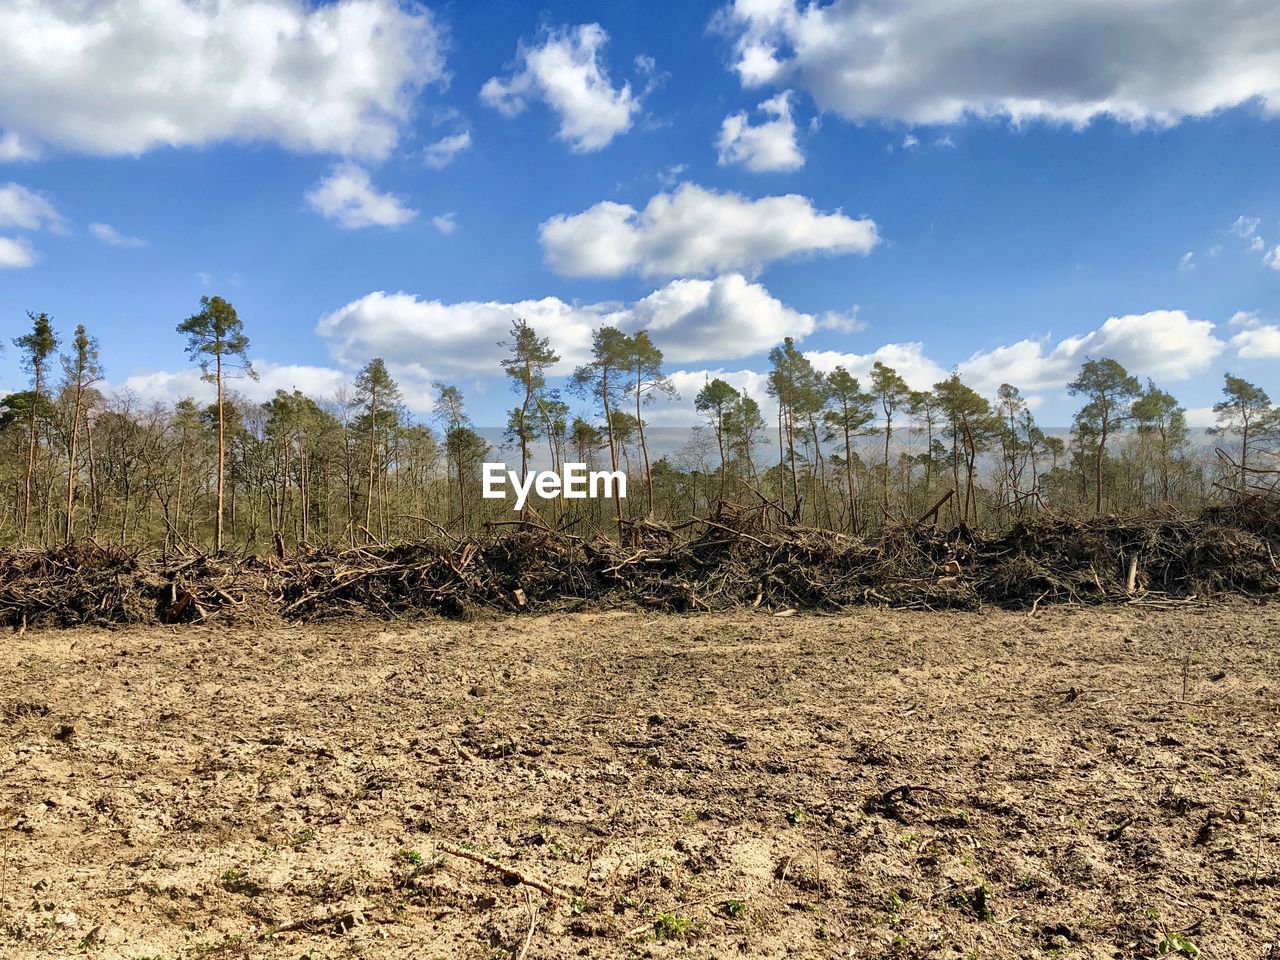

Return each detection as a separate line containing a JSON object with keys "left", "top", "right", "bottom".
{"left": 1, "top": 0, "right": 1278, "bottom": 428}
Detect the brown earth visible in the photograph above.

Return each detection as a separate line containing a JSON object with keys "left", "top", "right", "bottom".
{"left": 2, "top": 603, "right": 1279, "bottom": 959}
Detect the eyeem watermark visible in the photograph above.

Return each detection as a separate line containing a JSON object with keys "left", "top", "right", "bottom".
{"left": 482, "top": 463, "right": 627, "bottom": 511}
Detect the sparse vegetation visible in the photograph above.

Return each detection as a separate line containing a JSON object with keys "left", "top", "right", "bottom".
{"left": 2, "top": 306, "right": 1276, "bottom": 550}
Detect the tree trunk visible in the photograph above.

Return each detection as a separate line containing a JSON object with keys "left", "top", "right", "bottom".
{"left": 215, "top": 353, "right": 225, "bottom": 552}
{"left": 21, "top": 362, "right": 41, "bottom": 541}
{"left": 635, "top": 381, "right": 654, "bottom": 515}
{"left": 600, "top": 370, "right": 623, "bottom": 529}
{"left": 64, "top": 383, "right": 84, "bottom": 543}
{"left": 364, "top": 392, "right": 377, "bottom": 541}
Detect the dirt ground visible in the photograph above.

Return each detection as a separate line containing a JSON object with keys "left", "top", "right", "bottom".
{"left": 2, "top": 603, "right": 1279, "bottom": 960}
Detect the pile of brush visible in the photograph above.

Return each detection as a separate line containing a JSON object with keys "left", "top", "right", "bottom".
{"left": 3, "top": 495, "right": 1276, "bottom": 629}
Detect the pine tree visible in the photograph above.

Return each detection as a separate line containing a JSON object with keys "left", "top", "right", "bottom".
{"left": 500, "top": 319, "right": 560, "bottom": 490}
{"left": 869, "top": 362, "right": 909, "bottom": 510}
{"left": 823, "top": 367, "right": 875, "bottom": 533}
{"left": 1067, "top": 358, "right": 1141, "bottom": 514}
{"left": 1213, "top": 374, "right": 1274, "bottom": 489}
{"left": 695, "top": 378, "right": 740, "bottom": 500}
{"left": 14, "top": 312, "right": 59, "bottom": 541}
{"left": 60, "top": 324, "right": 104, "bottom": 542}
{"left": 176, "top": 296, "right": 254, "bottom": 551}
{"left": 354, "top": 359, "right": 401, "bottom": 541}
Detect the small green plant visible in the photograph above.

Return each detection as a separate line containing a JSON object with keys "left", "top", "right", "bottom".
{"left": 288, "top": 827, "right": 315, "bottom": 848}
{"left": 723, "top": 899, "right": 746, "bottom": 919}
{"left": 653, "top": 912, "right": 691, "bottom": 940}
{"left": 948, "top": 883, "right": 994, "bottom": 921}
{"left": 570, "top": 896, "right": 588, "bottom": 915}
{"left": 399, "top": 848, "right": 423, "bottom": 866}
{"left": 786, "top": 808, "right": 803, "bottom": 825}
{"left": 219, "top": 868, "right": 244, "bottom": 884}
{"left": 1157, "top": 931, "right": 1200, "bottom": 957}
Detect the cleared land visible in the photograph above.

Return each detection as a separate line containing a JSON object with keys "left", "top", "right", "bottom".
{"left": 2, "top": 604, "right": 1279, "bottom": 959}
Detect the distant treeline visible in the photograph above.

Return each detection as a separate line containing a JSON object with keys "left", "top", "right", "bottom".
{"left": 2, "top": 298, "right": 1277, "bottom": 550}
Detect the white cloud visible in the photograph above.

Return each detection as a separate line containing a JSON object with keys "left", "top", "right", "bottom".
{"left": 0, "top": 235, "right": 37, "bottom": 268}
{"left": 657, "top": 163, "right": 688, "bottom": 187}
{"left": 89, "top": 222, "right": 147, "bottom": 247}
{"left": 901, "top": 133, "right": 919, "bottom": 150}
{"left": 424, "top": 131, "right": 472, "bottom": 170}
{"left": 1178, "top": 251, "right": 1195, "bottom": 271}
{"left": 655, "top": 368, "right": 775, "bottom": 425}
{"left": 119, "top": 361, "right": 350, "bottom": 406}
{"left": 0, "top": 131, "right": 38, "bottom": 161}
{"left": 1265, "top": 245, "right": 1280, "bottom": 270}
{"left": 305, "top": 164, "right": 416, "bottom": 229}
{"left": 806, "top": 342, "right": 948, "bottom": 392}
{"left": 431, "top": 213, "right": 457, "bottom": 235}
{"left": 608, "top": 274, "right": 814, "bottom": 363}
{"left": 317, "top": 274, "right": 823, "bottom": 389}
{"left": 317, "top": 291, "right": 597, "bottom": 385}
{"left": 540, "top": 182, "right": 879, "bottom": 278}
{"left": 1228, "top": 310, "right": 1280, "bottom": 358}
{"left": 1231, "top": 215, "right": 1261, "bottom": 239}
{"left": 717, "top": 91, "right": 804, "bottom": 172}
{"left": 0, "top": 182, "right": 63, "bottom": 231}
{"left": 957, "top": 309, "right": 1224, "bottom": 392}
{"left": 1184, "top": 406, "right": 1217, "bottom": 429}
{"left": 816, "top": 306, "right": 863, "bottom": 333}
{"left": 0, "top": 0, "right": 444, "bottom": 159}
{"left": 481, "top": 24, "right": 641, "bottom": 153}
{"left": 716, "top": 0, "right": 1280, "bottom": 127}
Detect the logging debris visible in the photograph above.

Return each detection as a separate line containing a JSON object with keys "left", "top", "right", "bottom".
{"left": 2, "top": 495, "right": 1277, "bottom": 629}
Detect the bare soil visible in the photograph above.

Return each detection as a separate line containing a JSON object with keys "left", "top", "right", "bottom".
{"left": 3, "top": 603, "right": 1279, "bottom": 959}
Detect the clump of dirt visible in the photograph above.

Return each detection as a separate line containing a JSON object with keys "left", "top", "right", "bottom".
{"left": 2, "top": 603, "right": 1278, "bottom": 958}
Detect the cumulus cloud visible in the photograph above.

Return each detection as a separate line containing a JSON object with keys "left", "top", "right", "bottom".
{"left": 424, "top": 131, "right": 472, "bottom": 170}
{"left": 806, "top": 342, "right": 948, "bottom": 392}
{"left": 120, "top": 361, "right": 350, "bottom": 406}
{"left": 316, "top": 273, "right": 823, "bottom": 390}
{"left": 0, "top": 0, "right": 444, "bottom": 159}
{"left": 540, "top": 182, "right": 878, "bottom": 278}
{"left": 0, "top": 235, "right": 37, "bottom": 268}
{"left": 481, "top": 24, "right": 641, "bottom": 152}
{"left": 717, "top": 91, "right": 804, "bottom": 172}
{"left": 1228, "top": 310, "right": 1280, "bottom": 358}
{"left": 956, "top": 310, "right": 1225, "bottom": 392}
{"left": 317, "top": 291, "right": 597, "bottom": 384}
{"left": 89, "top": 222, "right": 147, "bottom": 247}
{"left": 816, "top": 306, "right": 863, "bottom": 333}
{"left": 607, "top": 274, "right": 814, "bottom": 363}
{"left": 1178, "top": 251, "right": 1195, "bottom": 271}
{"left": 654, "top": 368, "right": 775, "bottom": 426}
{"left": 0, "top": 182, "right": 63, "bottom": 231}
{"left": 431, "top": 213, "right": 457, "bottom": 235}
{"left": 715, "top": 0, "right": 1280, "bottom": 127}
{"left": 305, "top": 164, "right": 417, "bottom": 229}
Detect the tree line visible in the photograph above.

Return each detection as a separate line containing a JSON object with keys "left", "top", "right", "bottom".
{"left": 2, "top": 298, "right": 1277, "bottom": 551}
